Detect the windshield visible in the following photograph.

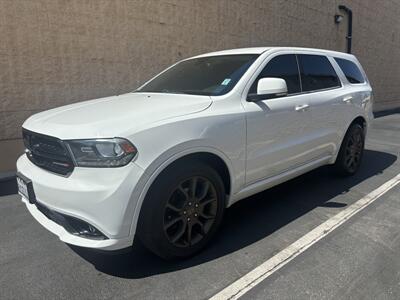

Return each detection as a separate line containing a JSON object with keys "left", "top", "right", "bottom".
{"left": 137, "top": 54, "right": 259, "bottom": 96}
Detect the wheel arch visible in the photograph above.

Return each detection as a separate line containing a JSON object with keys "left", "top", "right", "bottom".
{"left": 129, "top": 147, "right": 234, "bottom": 236}
{"left": 332, "top": 115, "right": 367, "bottom": 164}
{"left": 156, "top": 152, "right": 232, "bottom": 196}
{"left": 349, "top": 116, "right": 367, "bottom": 132}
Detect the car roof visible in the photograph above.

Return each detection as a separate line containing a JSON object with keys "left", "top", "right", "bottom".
{"left": 192, "top": 47, "right": 355, "bottom": 60}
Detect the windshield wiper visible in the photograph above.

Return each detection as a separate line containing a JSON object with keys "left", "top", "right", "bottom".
{"left": 133, "top": 89, "right": 186, "bottom": 95}
{"left": 178, "top": 90, "right": 212, "bottom": 96}
{"left": 133, "top": 89, "right": 212, "bottom": 96}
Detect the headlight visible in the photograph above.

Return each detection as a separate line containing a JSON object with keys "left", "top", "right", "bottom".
{"left": 66, "top": 138, "right": 137, "bottom": 167}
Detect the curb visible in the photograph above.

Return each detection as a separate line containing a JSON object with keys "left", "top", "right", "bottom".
{"left": 374, "top": 107, "right": 400, "bottom": 118}
{"left": 0, "top": 171, "right": 16, "bottom": 183}
{"left": 0, "top": 172, "right": 17, "bottom": 197}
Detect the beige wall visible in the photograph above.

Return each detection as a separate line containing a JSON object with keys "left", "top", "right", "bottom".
{"left": 1, "top": 0, "right": 400, "bottom": 172}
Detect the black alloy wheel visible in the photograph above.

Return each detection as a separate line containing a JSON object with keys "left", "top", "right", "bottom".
{"left": 343, "top": 127, "right": 364, "bottom": 173}
{"left": 163, "top": 176, "right": 218, "bottom": 247}
{"left": 138, "top": 160, "right": 225, "bottom": 259}
{"left": 335, "top": 123, "right": 365, "bottom": 176}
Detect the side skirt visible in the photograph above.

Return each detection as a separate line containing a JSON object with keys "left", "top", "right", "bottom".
{"left": 228, "top": 155, "right": 332, "bottom": 206}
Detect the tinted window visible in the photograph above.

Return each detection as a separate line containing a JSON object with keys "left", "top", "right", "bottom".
{"left": 249, "top": 54, "right": 301, "bottom": 94}
{"left": 298, "top": 54, "right": 340, "bottom": 91}
{"left": 138, "top": 54, "right": 259, "bottom": 96}
{"left": 334, "top": 57, "right": 365, "bottom": 84}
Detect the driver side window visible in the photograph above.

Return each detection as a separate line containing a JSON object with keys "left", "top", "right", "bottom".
{"left": 249, "top": 54, "right": 301, "bottom": 95}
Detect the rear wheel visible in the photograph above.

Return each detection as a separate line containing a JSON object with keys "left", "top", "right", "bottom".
{"left": 335, "top": 123, "right": 365, "bottom": 176}
{"left": 138, "top": 160, "right": 225, "bottom": 260}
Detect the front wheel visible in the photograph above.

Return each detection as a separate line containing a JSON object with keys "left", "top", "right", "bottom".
{"left": 334, "top": 123, "right": 365, "bottom": 176}
{"left": 137, "top": 160, "right": 225, "bottom": 260}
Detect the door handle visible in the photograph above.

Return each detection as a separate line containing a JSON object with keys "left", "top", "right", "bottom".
{"left": 295, "top": 104, "right": 310, "bottom": 111}
{"left": 343, "top": 96, "right": 353, "bottom": 102}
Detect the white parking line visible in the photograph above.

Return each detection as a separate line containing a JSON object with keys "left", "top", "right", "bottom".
{"left": 210, "top": 173, "right": 400, "bottom": 300}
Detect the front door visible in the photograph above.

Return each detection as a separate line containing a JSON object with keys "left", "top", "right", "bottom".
{"left": 244, "top": 54, "right": 313, "bottom": 185}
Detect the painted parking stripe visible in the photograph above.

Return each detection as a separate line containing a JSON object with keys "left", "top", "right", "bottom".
{"left": 210, "top": 173, "right": 400, "bottom": 300}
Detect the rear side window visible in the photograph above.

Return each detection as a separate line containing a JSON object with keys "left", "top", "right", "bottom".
{"left": 298, "top": 54, "right": 341, "bottom": 92}
{"left": 249, "top": 54, "right": 301, "bottom": 94}
{"left": 334, "top": 57, "right": 365, "bottom": 84}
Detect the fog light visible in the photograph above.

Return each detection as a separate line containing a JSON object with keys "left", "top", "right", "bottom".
{"left": 64, "top": 215, "right": 107, "bottom": 240}
{"left": 35, "top": 201, "right": 108, "bottom": 240}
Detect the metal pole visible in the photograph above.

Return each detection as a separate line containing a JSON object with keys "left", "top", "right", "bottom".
{"left": 339, "top": 5, "right": 353, "bottom": 54}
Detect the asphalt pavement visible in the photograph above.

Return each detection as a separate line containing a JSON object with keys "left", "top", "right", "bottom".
{"left": 0, "top": 113, "right": 399, "bottom": 300}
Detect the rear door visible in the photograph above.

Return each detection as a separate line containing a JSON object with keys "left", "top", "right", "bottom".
{"left": 295, "top": 53, "right": 345, "bottom": 160}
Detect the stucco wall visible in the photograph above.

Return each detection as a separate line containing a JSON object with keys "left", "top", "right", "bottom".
{"left": 1, "top": 0, "right": 400, "bottom": 172}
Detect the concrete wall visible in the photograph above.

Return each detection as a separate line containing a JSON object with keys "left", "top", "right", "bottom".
{"left": 1, "top": 0, "right": 400, "bottom": 172}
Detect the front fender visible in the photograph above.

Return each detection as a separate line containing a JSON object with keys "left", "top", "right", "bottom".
{"left": 127, "top": 144, "right": 237, "bottom": 237}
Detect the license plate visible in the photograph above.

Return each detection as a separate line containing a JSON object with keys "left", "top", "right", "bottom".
{"left": 16, "top": 173, "right": 36, "bottom": 204}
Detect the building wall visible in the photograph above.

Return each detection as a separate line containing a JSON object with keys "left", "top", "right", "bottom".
{"left": 1, "top": 0, "right": 400, "bottom": 172}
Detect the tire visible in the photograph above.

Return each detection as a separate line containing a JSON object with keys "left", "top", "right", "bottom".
{"left": 334, "top": 123, "right": 365, "bottom": 176}
{"left": 137, "top": 160, "right": 226, "bottom": 260}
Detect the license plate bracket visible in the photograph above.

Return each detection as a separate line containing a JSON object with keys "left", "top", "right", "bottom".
{"left": 16, "top": 172, "right": 36, "bottom": 204}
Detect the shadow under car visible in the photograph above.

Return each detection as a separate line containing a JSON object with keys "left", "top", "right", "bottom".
{"left": 67, "top": 149, "right": 396, "bottom": 279}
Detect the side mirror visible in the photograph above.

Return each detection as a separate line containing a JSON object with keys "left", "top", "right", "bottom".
{"left": 247, "top": 78, "right": 288, "bottom": 102}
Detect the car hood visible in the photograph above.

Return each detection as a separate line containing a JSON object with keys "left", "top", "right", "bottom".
{"left": 23, "top": 93, "right": 212, "bottom": 139}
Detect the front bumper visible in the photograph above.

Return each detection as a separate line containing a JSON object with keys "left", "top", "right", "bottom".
{"left": 17, "top": 154, "right": 145, "bottom": 250}
{"left": 22, "top": 197, "right": 132, "bottom": 250}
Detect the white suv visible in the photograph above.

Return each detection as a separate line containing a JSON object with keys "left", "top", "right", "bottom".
{"left": 17, "top": 47, "right": 373, "bottom": 259}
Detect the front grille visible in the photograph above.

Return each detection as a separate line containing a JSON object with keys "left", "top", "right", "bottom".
{"left": 23, "top": 129, "right": 74, "bottom": 176}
